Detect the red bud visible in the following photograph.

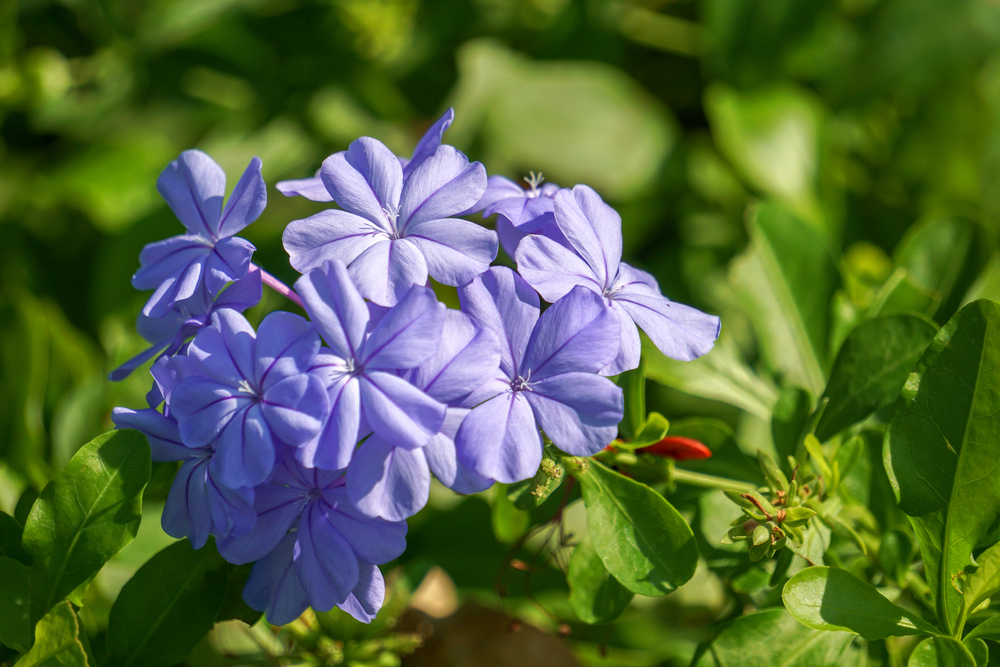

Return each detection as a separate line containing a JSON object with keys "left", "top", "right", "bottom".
{"left": 639, "top": 436, "right": 712, "bottom": 460}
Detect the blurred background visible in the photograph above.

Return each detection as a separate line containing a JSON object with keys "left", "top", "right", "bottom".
{"left": 3, "top": 0, "right": 1000, "bottom": 665}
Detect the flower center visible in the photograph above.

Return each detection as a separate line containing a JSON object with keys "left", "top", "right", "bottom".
{"left": 523, "top": 171, "right": 545, "bottom": 198}
{"left": 237, "top": 379, "right": 259, "bottom": 398}
{"left": 510, "top": 372, "right": 532, "bottom": 392}
{"left": 382, "top": 204, "right": 401, "bottom": 237}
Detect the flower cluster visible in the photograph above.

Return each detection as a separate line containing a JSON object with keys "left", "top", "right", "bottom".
{"left": 111, "top": 110, "right": 721, "bottom": 625}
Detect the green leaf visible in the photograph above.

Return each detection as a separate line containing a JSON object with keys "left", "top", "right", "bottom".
{"left": 106, "top": 539, "right": 230, "bottom": 667}
{"left": 620, "top": 412, "right": 669, "bottom": 449}
{"left": 567, "top": 535, "right": 634, "bottom": 624}
{"left": 22, "top": 429, "right": 151, "bottom": 624}
{"left": 965, "top": 614, "right": 1000, "bottom": 643}
{"left": 0, "top": 557, "right": 30, "bottom": 652}
{"left": 782, "top": 566, "right": 937, "bottom": 640}
{"left": 961, "top": 542, "right": 1000, "bottom": 624}
{"left": 729, "top": 203, "right": 839, "bottom": 397}
{"left": 771, "top": 386, "right": 811, "bottom": 464}
{"left": 13, "top": 601, "right": 87, "bottom": 667}
{"left": 692, "top": 608, "right": 856, "bottom": 667}
{"left": 868, "top": 267, "right": 939, "bottom": 319}
{"left": 491, "top": 485, "right": 530, "bottom": 544}
{"left": 618, "top": 357, "right": 646, "bottom": 440}
{"left": 815, "top": 314, "right": 937, "bottom": 441}
{"left": 884, "top": 300, "right": 1000, "bottom": 633}
{"left": 643, "top": 334, "right": 777, "bottom": 420}
{"left": 216, "top": 562, "right": 262, "bottom": 626}
{"left": 893, "top": 216, "right": 986, "bottom": 323}
{"left": 570, "top": 458, "right": 697, "bottom": 596}
{"left": 907, "top": 637, "right": 976, "bottom": 667}
{"left": 0, "top": 511, "right": 30, "bottom": 565}
{"left": 14, "top": 489, "right": 38, "bottom": 528}
{"left": 963, "top": 638, "right": 988, "bottom": 667}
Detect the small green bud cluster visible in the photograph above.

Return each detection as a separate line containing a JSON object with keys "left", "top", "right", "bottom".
{"left": 720, "top": 451, "right": 817, "bottom": 562}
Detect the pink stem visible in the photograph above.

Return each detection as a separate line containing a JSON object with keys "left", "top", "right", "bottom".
{"left": 251, "top": 263, "right": 304, "bottom": 310}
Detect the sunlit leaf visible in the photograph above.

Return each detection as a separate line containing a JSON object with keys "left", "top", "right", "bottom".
{"left": 13, "top": 601, "right": 87, "bottom": 667}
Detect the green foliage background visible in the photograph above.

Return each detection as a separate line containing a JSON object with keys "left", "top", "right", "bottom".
{"left": 4, "top": 0, "right": 1000, "bottom": 665}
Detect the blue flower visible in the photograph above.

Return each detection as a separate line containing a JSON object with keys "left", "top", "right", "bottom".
{"left": 132, "top": 150, "right": 265, "bottom": 317}
{"left": 168, "top": 309, "right": 329, "bottom": 489}
{"left": 515, "top": 185, "right": 721, "bottom": 374}
{"left": 217, "top": 455, "right": 407, "bottom": 625}
{"left": 345, "top": 308, "right": 500, "bottom": 520}
{"left": 454, "top": 267, "right": 624, "bottom": 484}
{"left": 282, "top": 125, "right": 496, "bottom": 306}
{"left": 473, "top": 172, "right": 563, "bottom": 258}
{"left": 112, "top": 407, "right": 256, "bottom": 549}
{"left": 109, "top": 269, "right": 262, "bottom": 382}
{"left": 293, "top": 260, "right": 447, "bottom": 470}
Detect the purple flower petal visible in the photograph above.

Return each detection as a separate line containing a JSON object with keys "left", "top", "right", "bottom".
{"left": 458, "top": 267, "right": 539, "bottom": 379}
{"left": 515, "top": 233, "right": 603, "bottom": 302}
{"left": 295, "top": 501, "right": 360, "bottom": 610}
{"left": 162, "top": 457, "right": 213, "bottom": 548}
{"left": 243, "top": 533, "right": 309, "bottom": 626}
{"left": 141, "top": 253, "right": 208, "bottom": 318}
{"left": 296, "top": 260, "right": 370, "bottom": 361}
{"left": 276, "top": 171, "right": 334, "bottom": 202}
{"left": 347, "top": 437, "right": 430, "bottom": 521}
{"left": 320, "top": 137, "right": 403, "bottom": 231}
{"left": 297, "top": 375, "right": 362, "bottom": 470}
{"left": 157, "top": 149, "right": 225, "bottom": 239}
{"left": 254, "top": 311, "right": 321, "bottom": 390}
{"left": 214, "top": 269, "right": 263, "bottom": 311}
{"left": 403, "top": 108, "right": 455, "bottom": 180}
{"left": 210, "top": 402, "right": 276, "bottom": 488}
{"left": 170, "top": 376, "right": 251, "bottom": 447}
{"left": 521, "top": 286, "right": 620, "bottom": 379}
{"left": 218, "top": 156, "right": 267, "bottom": 238}
{"left": 320, "top": 486, "right": 408, "bottom": 563}
{"left": 132, "top": 236, "right": 212, "bottom": 291}
{"left": 359, "top": 371, "right": 445, "bottom": 451}
{"left": 151, "top": 355, "right": 200, "bottom": 408}
{"left": 455, "top": 391, "right": 542, "bottom": 484}
{"left": 525, "top": 372, "right": 622, "bottom": 456}
{"left": 283, "top": 209, "right": 385, "bottom": 274}
{"left": 218, "top": 483, "right": 307, "bottom": 564}
{"left": 108, "top": 340, "right": 172, "bottom": 382}
{"left": 602, "top": 302, "right": 642, "bottom": 376}
{"left": 260, "top": 374, "right": 329, "bottom": 447}
{"left": 206, "top": 473, "right": 256, "bottom": 541}
{"left": 474, "top": 175, "right": 526, "bottom": 215}
{"left": 186, "top": 309, "right": 257, "bottom": 387}
{"left": 111, "top": 407, "right": 190, "bottom": 461}
{"left": 613, "top": 283, "right": 720, "bottom": 362}
{"left": 552, "top": 185, "right": 622, "bottom": 287}
{"left": 423, "top": 408, "right": 494, "bottom": 494}
{"left": 407, "top": 218, "right": 498, "bottom": 287}
{"left": 361, "top": 285, "right": 444, "bottom": 370}
{"left": 204, "top": 236, "right": 256, "bottom": 295}
{"left": 398, "top": 146, "right": 486, "bottom": 231}
{"left": 348, "top": 238, "right": 428, "bottom": 307}
{"left": 408, "top": 309, "right": 500, "bottom": 404}
{"left": 337, "top": 562, "right": 384, "bottom": 623}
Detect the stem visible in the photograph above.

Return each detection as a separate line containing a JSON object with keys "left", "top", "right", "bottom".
{"left": 252, "top": 263, "right": 304, "bottom": 309}
{"left": 670, "top": 468, "right": 757, "bottom": 493}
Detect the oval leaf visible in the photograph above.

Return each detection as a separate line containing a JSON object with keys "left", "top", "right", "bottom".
{"left": 815, "top": 314, "right": 937, "bottom": 441}
{"left": 13, "top": 601, "right": 87, "bottom": 667}
{"left": 23, "top": 429, "right": 151, "bottom": 623}
{"left": 571, "top": 458, "right": 697, "bottom": 596}
{"left": 783, "top": 566, "right": 937, "bottom": 640}
{"left": 961, "top": 542, "right": 1000, "bottom": 621}
{"left": 907, "top": 636, "right": 976, "bottom": 667}
{"left": 692, "top": 608, "right": 856, "bottom": 667}
{"left": 106, "top": 539, "right": 230, "bottom": 667}
{"left": 567, "top": 535, "right": 634, "bottom": 624}
{"left": 884, "top": 300, "right": 1000, "bottom": 633}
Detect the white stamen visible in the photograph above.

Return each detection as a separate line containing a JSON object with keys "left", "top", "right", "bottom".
{"left": 238, "top": 379, "right": 258, "bottom": 396}
{"left": 523, "top": 171, "right": 545, "bottom": 196}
